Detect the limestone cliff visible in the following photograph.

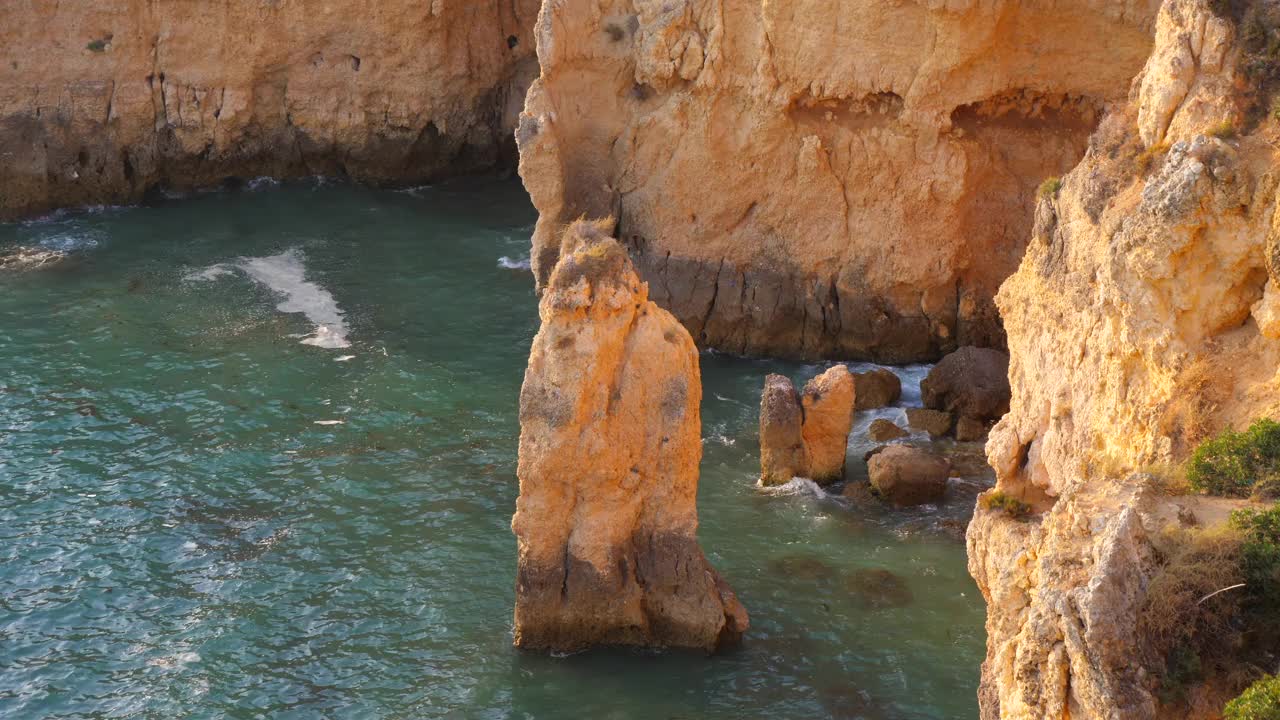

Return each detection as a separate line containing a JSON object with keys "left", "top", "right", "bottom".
{"left": 0, "top": 0, "right": 540, "bottom": 219}
{"left": 518, "top": 0, "right": 1162, "bottom": 361}
{"left": 512, "top": 219, "right": 747, "bottom": 653}
{"left": 969, "top": 0, "right": 1280, "bottom": 716}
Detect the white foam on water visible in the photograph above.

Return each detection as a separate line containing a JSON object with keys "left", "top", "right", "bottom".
{"left": 185, "top": 264, "right": 234, "bottom": 282}
{"left": 335, "top": 355, "right": 356, "bottom": 362}
{"left": 236, "top": 250, "right": 352, "bottom": 350}
{"left": 186, "top": 250, "right": 353, "bottom": 350}
{"left": 757, "top": 477, "right": 826, "bottom": 497}
{"left": 497, "top": 255, "right": 531, "bottom": 270}
{"left": 246, "top": 176, "right": 281, "bottom": 191}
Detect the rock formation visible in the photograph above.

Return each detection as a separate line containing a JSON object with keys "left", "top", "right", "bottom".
{"left": 853, "top": 368, "right": 902, "bottom": 410}
{"left": 869, "top": 446, "right": 951, "bottom": 506}
{"left": 0, "top": 0, "right": 540, "bottom": 219}
{"left": 906, "top": 408, "right": 953, "bottom": 439}
{"left": 759, "top": 366, "right": 856, "bottom": 486}
{"left": 518, "top": 0, "right": 1162, "bottom": 361}
{"left": 867, "top": 419, "right": 908, "bottom": 443}
{"left": 969, "top": 0, "right": 1280, "bottom": 715}
{"left": 920, "top": 346, "right": 1011, "bottom": 439}
{"left": 512, "top": 219, "right": 747, "bottom": 654}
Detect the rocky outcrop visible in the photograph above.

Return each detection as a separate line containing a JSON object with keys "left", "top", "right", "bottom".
{"left": 512, "top": 219, "right": 747, "bottom": 653}
{"left": 0, "top": 0, "right": 540, "bottom": 219}
{"left": 906, "top": 408, "right": 954, "bottom": 439}
{"left": 867, "top": 419, "right": 908, "bottom": 443}
{"left": 517, "top": 0, "right": 1162, "bottom": 361}
{"left": 759, "top": 366, "right": 855, "bottom": 485}
{"left": 969, "top": 0, "right": 1279, "bottom": 716}
{"left": 853, "top": 368, "right": 902, "bottom": 410}
{"left": 920, "top": 346, "right": 1011, "bottom": 440}
{"left": 869, "top": 446, "right": 951, "bottom": 506}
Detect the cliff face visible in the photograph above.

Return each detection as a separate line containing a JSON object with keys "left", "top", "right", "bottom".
{"left": 512, "top": 219, "right": 747, "bottom": 653}
{"left": 969, "top": 0, "right": 1279, "bottom": 716}
{"left": 0, "top": 0, "right": 540, "bottom": 219}
{"left": 518, "top": 0, "right": 1161, "bottom": 361}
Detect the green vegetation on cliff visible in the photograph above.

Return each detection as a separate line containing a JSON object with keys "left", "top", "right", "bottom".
{"left": 1225, "top": 675, "right": 1280, "bottom": 720}
{"left": 1187, "top": 419, "right": 1280, "bottom": 498}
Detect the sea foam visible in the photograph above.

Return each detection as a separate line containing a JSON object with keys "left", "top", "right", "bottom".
{"left": 189, "top": 249, "right": 352, "bottom": 350}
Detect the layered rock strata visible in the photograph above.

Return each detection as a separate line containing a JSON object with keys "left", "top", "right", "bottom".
{"left": 0, "top": 0, "right": 540, "bottom": 219}
{"left": 518, "top": 0, "right": 1162, "bottom": 361}
{"left": 969, "top": 0, "right": 1279, "bottom": 716}
{"left": 759, "top": 366, "right": 856, "bottom": 486}
{"left": 512, "top": 219, "right": 747, "bottom": 653}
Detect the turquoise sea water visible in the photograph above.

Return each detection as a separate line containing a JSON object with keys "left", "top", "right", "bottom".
{"left": 0, "top": 178, "right": 987, "bottom": 719}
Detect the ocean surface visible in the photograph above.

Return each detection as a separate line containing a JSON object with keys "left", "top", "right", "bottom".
{"left": 0, "top": 177, "right": 988, "bottom": 719}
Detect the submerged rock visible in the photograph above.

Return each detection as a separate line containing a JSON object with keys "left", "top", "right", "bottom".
{"left": 512, "top": 219, "right": 747, "bottom": 654}
{"left": 846, "top": 568, "right": 915, "bottom": 609}
{"left": 759, "top": 366, "right": 856, "bottom": 486}
{"left": 0, "top": 246, "right": 67, "bottom": 271}
{"left": 868, "top": 446, "right": 951, "bottom": 506}
{"left": 853, "top": 368, "right": 902, "bottom": 410}
{"left": 771, "top": 554, "right": 838, "bottom": 583}
{"left": 867, "top": 419, "right": 909, "bottom": 443}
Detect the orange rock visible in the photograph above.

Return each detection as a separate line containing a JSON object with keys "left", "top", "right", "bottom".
{"left": 800, "top": 366, "right": 857, "bottom": 483}
{"left": 759, "top": 366, "right": 856, "bottom": 486}
{"left": 518, "top": 0, "right": 1160, "bottom": 361}
{"left": 512, "top": 219, "right": 747, "bottom": 653}
{"left": 0, "top": 0, "right": 541, "bottom": 219}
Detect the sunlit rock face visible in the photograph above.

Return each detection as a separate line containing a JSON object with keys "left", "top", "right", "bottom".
{"left": 0, "top": 0, "right": 541, "bottom": 219}
{"left": 518, "top": 0, "right": 1161, "bottom": 361}
{"left": 512, "top": 219, "right": 747, "bottom": 654}
{"left": 971, "top": 0, "right": 1280, "bottom": 716}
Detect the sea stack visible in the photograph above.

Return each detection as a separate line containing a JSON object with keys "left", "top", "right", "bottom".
{"left": 759, "top": 366, "right": 857, "bottom": 486}
{"left": 511, "top": 219, "right": 747, "bottom": 654}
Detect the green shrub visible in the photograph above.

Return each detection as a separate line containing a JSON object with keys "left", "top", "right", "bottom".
{"left": 982, "top": 491, "right": 1032, "bottom": 520}
{"left": 1037, "top": 177, "right": 1062, "bottom": 200}
{"left": 1187, "top": 419, "right": 1280, "bottom": 498}
{"left": 1230, "top": 503, "right": 1280, "bottom": 612}
{"left": 1225, "top": 675, "right": 1280, "bottom": 720}
{"left": 1209, "top": 120, "right": 1239, "bottom": 140}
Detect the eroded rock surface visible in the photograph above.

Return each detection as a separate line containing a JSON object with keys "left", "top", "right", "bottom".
{"left": 969, "top": 0, "right": 1280, "bottom": 716}
{"left": 869, "top": 446, "right": 951, "bottom": 506}
{"left": 518, "top": 0, "right": 1161, "bottom": 361}
{"left": 921, "top": 347, "right": 1011, "bottom": 428}
{"left": 759, "top": 366, "right": 856, "bottom": 485}
{"left": 1, "top": 0, "right": 540, "bottom": 219}
{"left": 853, "top": 368, "right": 902, "bottom": 410}
{"left": 513, "top": 219, "right": 746, "bottom": 654}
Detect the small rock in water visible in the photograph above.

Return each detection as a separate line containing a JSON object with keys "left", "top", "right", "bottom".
{"left": 906, "top": 408, "right": 953, "bottom": 438}
{"left": 0, "top": 246, "right": 68, "bottom": 271}
{"left": 759, "top": 366, "right": 856, "bottom": 486}
{"left": 846, "top": 567, "right": 914, "bottom": 609}
{"left": 954, "top": 415, "right": 990, "bottom": 442}
{"left": 853, "top": 368, "right": 902, "bottom": 410}
{"left": 770, "top": 554, "right": 837, "bottom": 583}
{"left": 868, "top": 445, "right": 951, "bottom": 506}
{"left": 867, "top": 418, "right": 908, "bottom": 442}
